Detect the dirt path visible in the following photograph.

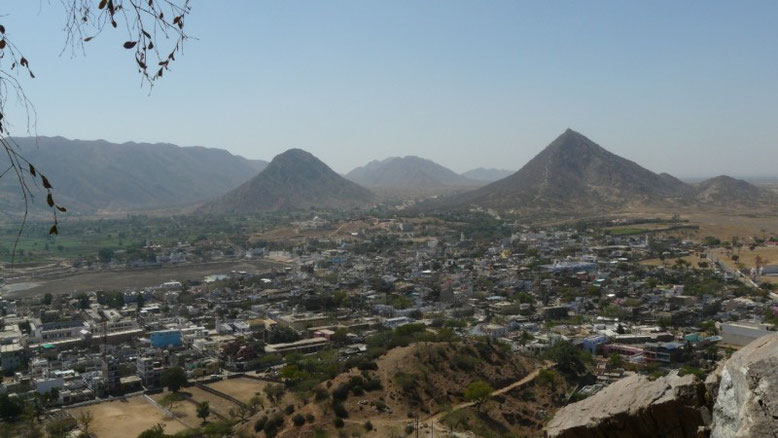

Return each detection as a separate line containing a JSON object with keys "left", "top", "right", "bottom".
{"left": 330, "top": 361, "right": 556, "bottom": 438}
{"left": 424, "top": 361, "right": 554, "bottom": 423}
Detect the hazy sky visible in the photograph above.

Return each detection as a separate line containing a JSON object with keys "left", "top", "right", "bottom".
{"left": 3, "top": 1, "right": 777, "bottom": 177}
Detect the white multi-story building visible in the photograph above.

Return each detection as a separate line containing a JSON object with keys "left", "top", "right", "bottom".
{"left": 136, "top": 357, "right": 164, "bottom": 388}
{"left": 30, "top": 320, "right": 90, "bottom": 343}
{"left": 0, "top": 343, "right": 25, "bottom": 371}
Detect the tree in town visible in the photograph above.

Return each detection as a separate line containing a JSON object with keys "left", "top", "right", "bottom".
{"left": 544, "top": 340, "right": 587, "bottom": 375}
{"left": 248, "top": 394, "right": 265, "bottom": 415}
{"left": 264, "top": 384, "right": 286, "bottom": 406}
{"left": 76, "top": 293, "right": 90, "bottom": 310}
{"left": 332, "top": 328, "right": 350, "bottom": 346}
{"left": 46, "top": 419, "right": 70, "bottom": 438}
{"left": 160, "top": 366, "right": 187, "bottom": 392}
{"left": 196, "top": 401, "right": 210, "bottom": 424}
{"left": 231, "top": 393, "right": 264, "bottom": 421}
{"left": 607, "top": 353, "right": 625, "bottom": 371}
{"left": 519, "top": 330, "right": 533, "bottom": 346}
{"left": 0, "top": 393, "right": 23, "bottom": 421}
{"left": 160, "top": 392, "right": 183, "bottom": 412}
{"left": 78, "top": 410, "right": 94, "bottom": 437}
{"left": 463, "top": 380, "right": 494, "bottom": 410}
{"left": 137, "top": 424, "right": 168, "bottom": 438}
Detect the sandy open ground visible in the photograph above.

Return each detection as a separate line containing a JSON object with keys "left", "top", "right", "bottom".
{"left": 712, "top": 246, "right": 778, "bottom": 284}
{"left": 208, "top": 377, "right": 270, "bottom": 403}
{"left": 684, "top": 214, "right": 778, "bottom": 241}
{"left": 150, "top": 392, "right": 201, "bottom": 428}
{"left": 67, "top": 396, "right": 189, "bottom": 438}
{"left": 712, "top": 246, "right": 778, "bottom": 268}
{"left": 184, "top": 386, "right": 242, "bottom": 418}
{"left": 61, "top": 380, "right": 274, "bottom": 437}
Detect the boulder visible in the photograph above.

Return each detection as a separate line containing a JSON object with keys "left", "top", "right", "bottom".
{"left": 710, "top": 333, "right": 778, "bottom": 438}
{"left": 545, "top": 371, "right": 708, "bottom": 438}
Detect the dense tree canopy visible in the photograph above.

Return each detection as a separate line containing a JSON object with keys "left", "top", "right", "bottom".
{"left": 160, "top": 366, "right": 187, "bottom": 392}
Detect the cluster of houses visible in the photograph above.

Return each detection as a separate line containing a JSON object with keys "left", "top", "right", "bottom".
{"left": 2, "top": 215, "right": 777, "bottom": 410}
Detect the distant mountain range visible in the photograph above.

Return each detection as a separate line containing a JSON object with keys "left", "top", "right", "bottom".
{"left": 200, "top": 149, "right": 374, "bottom": 214}
{"left": 347, "top": 156, "right": 480, "bottom": 190}
{"left": 438, "top": 129, "right": 776, "bottom": 213}
{"left": 461, "top": 168, "right": 513, "bottom": 183}
{"left": 2, "top": 133, "right": 772, "bottom": 217}
{"left": 0, "top": 137, "right": 267, "bottom": 216}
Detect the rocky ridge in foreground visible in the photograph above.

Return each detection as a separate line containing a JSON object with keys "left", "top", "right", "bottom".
{"left": 545, "top": 332, "right": 778, "bottom": 438}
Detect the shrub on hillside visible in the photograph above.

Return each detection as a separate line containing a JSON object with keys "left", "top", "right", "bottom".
{"left": 263, "top": 415, "right": 285, "bottom": 438}
{"left": 332, "top": 383, "right": 349, "bottom": 401}
{"left": 333, "top": 402, "right": 349, "bottom": 418}
{"left": 254, "top": 416, "right": 268, "bottom": 432}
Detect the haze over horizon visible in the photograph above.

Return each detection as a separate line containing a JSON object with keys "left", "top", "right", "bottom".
{"left": 3, "top": 1, "right": 777, "bottom": 177}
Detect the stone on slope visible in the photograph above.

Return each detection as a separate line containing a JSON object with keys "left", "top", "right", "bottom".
{"left": 545, "top": 371, "right": 708, "bottom": 438}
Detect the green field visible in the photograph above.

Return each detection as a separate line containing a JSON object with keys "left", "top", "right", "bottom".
{"left": 0, "top": 214, "right": 282, "bottom": 264}
{"left": 607, "top": 227, "right": 648, "bottom": 236}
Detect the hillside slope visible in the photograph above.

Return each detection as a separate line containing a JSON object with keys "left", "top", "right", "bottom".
{"left": 240, "top": 340, "right": 561, "bottom": 438}
{"left": 462, "top": 168, "right": 514, "bottom": 183}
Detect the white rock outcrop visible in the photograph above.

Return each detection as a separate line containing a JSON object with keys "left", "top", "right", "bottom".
{"left": 545, "top": 371, "right": 707, "bottom": 438}
{"left": 544, "top": 333, "right": 778, "bottom": 438}
{"left": 710, "top": 332, "right": 778, "bottom": 438}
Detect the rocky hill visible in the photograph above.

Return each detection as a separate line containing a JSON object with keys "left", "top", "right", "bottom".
{"left": 694, "top": 175, "right": 774, "bottom": 206}
{"left": 346, "top": 156, "right": 481, "bottom": 199}
{"left": 201, "top": 148, "right": 374, "bottom": 214}
{"left": 0, "top": 136, "right": 267, "bottom": 216}
{"left": 435, "top": 130, "right": 777, "bottom": 215}
{"left": 461, "top": 167, "right": 513, "bottom": 183}
{"left": 443, "top": 129, "right": 693, "bottom": 213}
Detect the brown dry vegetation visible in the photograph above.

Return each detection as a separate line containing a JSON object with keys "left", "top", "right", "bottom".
{"left": 441, "top": 371, "right": 570, "bottom": 438}
{"left": 548, "top": 211, "right": 778, "bottom": 244}
{"left": 235, "top": 340, "right": 555, "bottom": 438}
{"left": 640, "top": 254, "right": 709, "bottom": 268}
{"left": 208, "top": 377, "right": 275, "bottom": 403}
